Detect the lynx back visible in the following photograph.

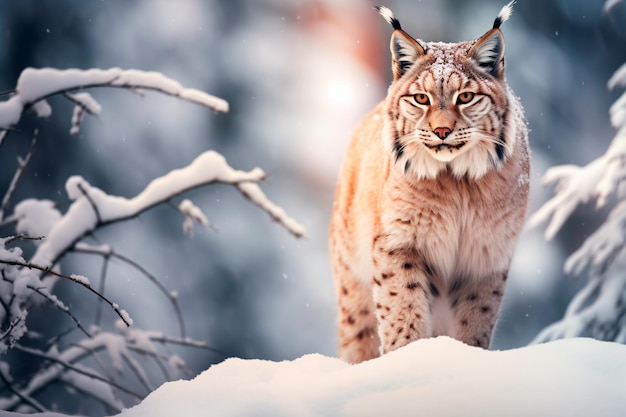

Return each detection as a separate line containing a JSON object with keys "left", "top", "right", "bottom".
{"left": 330, "top": 2, "right": 529, "bottom": 364}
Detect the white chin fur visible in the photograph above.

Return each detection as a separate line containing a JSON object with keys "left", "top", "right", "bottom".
{"left": 404, "top": 143, "right": 496, "bottom": 180}
{"left": 427, "top": 147, "right": 459, "bottom": 163}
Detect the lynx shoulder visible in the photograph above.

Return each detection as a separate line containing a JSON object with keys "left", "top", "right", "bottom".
{"left": 329, "top": 2, "right": 529, "bottom": 364}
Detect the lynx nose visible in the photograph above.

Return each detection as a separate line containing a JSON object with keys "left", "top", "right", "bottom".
{"left": 433, "top": 127, "right": 452, "bottom": 140}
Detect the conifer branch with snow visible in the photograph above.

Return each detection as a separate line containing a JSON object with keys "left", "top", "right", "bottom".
{"left": 529, "top": 2, "right": 626, "bottom": 344}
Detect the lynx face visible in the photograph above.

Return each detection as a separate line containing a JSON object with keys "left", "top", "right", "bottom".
{"left": 382, "top": 12, "right": 513, "bottom": 180}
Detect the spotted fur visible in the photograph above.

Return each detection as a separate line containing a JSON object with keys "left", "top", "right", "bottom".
{"left": 330, "top": 3, "right": 529, "bottom": 364}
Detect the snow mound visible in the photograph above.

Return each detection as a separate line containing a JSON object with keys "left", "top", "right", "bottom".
{"left": 115, "top": 337, "right": 626, "bottom": 417}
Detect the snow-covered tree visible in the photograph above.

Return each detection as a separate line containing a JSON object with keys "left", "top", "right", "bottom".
{"left": 529, "top": 1, "right": 626, "bottom": 344}
{"left": 0, "top": 67, "right": 304, "bottom": 415}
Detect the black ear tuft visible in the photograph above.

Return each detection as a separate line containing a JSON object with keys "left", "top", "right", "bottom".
{"left": 493, "top": 1, "right": 515, "bottom": 29}
{"left": 469, "top": 29, "right": 505, "bottom": 78}
{"left": 374, "top": 6, "right": 402, "bottom": 31}
{"left": 375, "top": 6, "right": 426, "bottom": 80}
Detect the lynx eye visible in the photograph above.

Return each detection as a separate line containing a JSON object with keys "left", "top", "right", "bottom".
{"left": 413, "top": 93, "right": 430, "bottom": 105}
{"left": 456, "top": 92, "right": 475, "bottom": 105}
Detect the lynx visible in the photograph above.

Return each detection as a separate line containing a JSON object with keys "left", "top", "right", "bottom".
{"left": 329, "top": 2, "right": 529, "bottom": 364}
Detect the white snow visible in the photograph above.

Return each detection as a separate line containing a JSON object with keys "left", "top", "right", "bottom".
{"left": 0, "top": 67, "right": 229, "bottom": 133}
{"left": 29, "top": 150, "right": 304, "bottom": 273}
{"left": 178, "top": 198, "right": 210, "bottom": 237}
{"left": 31, "top": 99, "right": 51, "bottom": 118}
{"left": 237, "top": 182, "right": 306, "bottom": 238}
{"left": 66, "top": 91, "right": 102, "bottom": 115}
{"left": 69, "top": 273, "right": 90, "bottom": 287}
{"left": 115, "top": 337, "right": 626, "bottom": 417}
{"left": 11, "top": 199, "right": 62, "bottom": 241}
{"left": 0, "top": 237, "right": 25, "bottom": 264}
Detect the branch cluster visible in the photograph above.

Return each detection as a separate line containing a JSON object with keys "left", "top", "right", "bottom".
{"left": 530, "top": 47, "right": 626, "bottom": 343}
{"left": 0, "top": 67, "right": 304, "bottom": 414}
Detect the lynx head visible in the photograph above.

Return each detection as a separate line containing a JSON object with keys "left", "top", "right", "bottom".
{"left": 377, "top": 2, "right": 516, "bottom": 179}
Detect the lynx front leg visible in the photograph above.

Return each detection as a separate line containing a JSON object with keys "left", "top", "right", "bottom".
{"left": 452, "top": 271, "right": 508, "bottom": 349}
{"left": 372, "top": 236, "right": 432, "bottom": 354}
{"left": 336, "top": 269, "right": 381, "bottom": 364}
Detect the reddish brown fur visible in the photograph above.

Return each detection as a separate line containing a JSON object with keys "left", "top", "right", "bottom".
{"left": 330, "top": 12, "right": 529, "bottom": 364}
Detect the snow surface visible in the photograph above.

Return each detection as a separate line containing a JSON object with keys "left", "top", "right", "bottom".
{"left": 115, "top": 337, "right": 626, "bottom": 417}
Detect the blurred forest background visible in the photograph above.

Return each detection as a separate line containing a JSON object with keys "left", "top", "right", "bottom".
{"left": 1, "top": 0, "right": 625, "bottom": 414}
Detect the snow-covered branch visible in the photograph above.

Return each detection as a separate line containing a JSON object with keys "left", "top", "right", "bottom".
{"left": 0, "top": 65, "right": 305, "bottom": 415}
{"left": 532, "top": 266, "right": 626, "bottom": 344}
{"left": 0, "top": 67, "right": 229, "bottom": 146}
{"left": 29, "top": 150, "right": 303, "bottom": 275}
{"left": 529, "top": 2, "right": 626, "bottom": 344}
{"left": 0, "top": 257, "right": 132, "bottom": 327}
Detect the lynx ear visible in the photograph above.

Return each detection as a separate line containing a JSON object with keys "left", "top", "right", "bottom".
{"left": 390, "top": 31, "right": 426, "bottom": 80}
{"left": 469, "top": 1, "right": 514, "bottom": 78}
{"left": 469, "top": 29, "right": 505, "bottom": 78}
{"left": 375, "top": 6, "right": 426, "bottom": 80}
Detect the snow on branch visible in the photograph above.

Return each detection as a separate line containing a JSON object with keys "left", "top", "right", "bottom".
{"left": 528, "top": 57, "right": 626, "bottom": 256}
{"left": 1, "top": 256, "right": 133, "bottom": 328}
{"left": 526, "top": 159, "right": 606, "bottom": 240}
{"left": 529, "top": 7, "right": 626, "bottom": 344}
{"left": 532, "top": 267, "right": 626, "bottom": 344}
{"left": 0, "top": 67, "right": 229, "bottom": 146}
{"left": 178, "top": 199, "right": 213, "bottom": 237}
{"left": 29, "top": 150, "right": 304, "bottom": 275}
{"left": 0, "top": 64, "right": 306, "bottom": 414}
{"left": 0, "top": 325, "right": 219, "bottom": 413}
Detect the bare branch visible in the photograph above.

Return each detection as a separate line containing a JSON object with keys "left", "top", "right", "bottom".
{"left": 0, "top": 364, "right": 47, "bottom": 413}
{"left": 148, "top": 333, "right": 225, "bottom": 355}
{"left": 15, "top": 344, "right": 143, "bottom": 400}
{"left": 27, "top": 284, "right": 91, "bottom": 338}
{"left": 94, "top": 251, "right": 110, "bottom": 327}
{"left": 0, "top": 312, "right": 26, "bottom": 345}
{"left": 0, "top": 130, "right": 37, "bottom": 222}
{"left": 4, "top": 234, "right": 45, "bottom": 245}
{"left": 74, "top": 244, "right": 186, "bottom": 338}
{"left": 77, "top": 182, "right": 103, "bottom": 224}
{"left": 122, "top": 351, "right": 154, "bottom": 394}
{"left": 0, "top": 258, "right": 132, "bottom": 327}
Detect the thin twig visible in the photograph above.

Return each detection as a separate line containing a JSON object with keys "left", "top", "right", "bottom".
{"left": 127, "top": 345, "right": 172, "bottom": 381}
{"left": 94, "top": 252, "right": 110, "bottom": 327}
{"left": 27, "top": 284, "right": 92, "bottom": 338}
{"left": 4, "top": 234, "right": 45, "bottom": 245}
{"left": 15, "top": 344, "right": 143, "bottom": 400}
{"left": 0, "top": 88, "right": 16, "bottom": 97}
{"left": 0, "top": 313, "right": 26, "bottom": 343}
{"left": 77, "top": 182, "right": 102, "bottom": 224}
{"left": 149, "top": 333, "right": 225, "bottom": 355}
{"left": 122, "top": 351, "right": 154, "bottom": 394}
{"left": 74, "top": 245, "right": 186, "bottom": 338}
{"left": 0, "top": 258, "right": 132, "bottom": 327}
{"left": 45, "top": 326, "right": 77, "bottom": 350}
{"left": 0, "top": 130, "right": 37, "bottom": 222}
{"left": 0, "top": 364, "right": 47, "bottom": 413}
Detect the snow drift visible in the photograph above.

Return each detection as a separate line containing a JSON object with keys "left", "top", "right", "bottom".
{"left": 114, "top": 337, "right": 626, "bottom": 417}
